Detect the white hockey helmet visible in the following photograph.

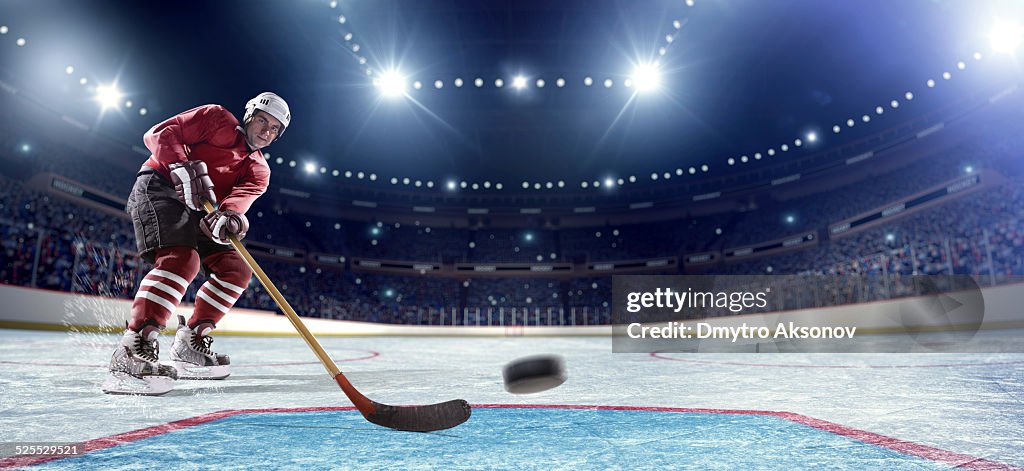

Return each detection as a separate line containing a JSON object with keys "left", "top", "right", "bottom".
{"left": 243, "top": 92, "right": 291, "bottom": 138}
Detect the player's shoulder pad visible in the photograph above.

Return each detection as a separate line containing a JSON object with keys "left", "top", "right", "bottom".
{"left": 200, "top": 104, "right": 241, "bottom": 128}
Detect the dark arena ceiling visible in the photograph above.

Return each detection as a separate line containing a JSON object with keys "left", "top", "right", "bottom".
{"left": 0, "top": 0, "right": 1020, "bottom": 204}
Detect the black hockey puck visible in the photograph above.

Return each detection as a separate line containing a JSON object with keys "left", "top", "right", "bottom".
{"left": 503, "top": 355, "right": 566, "bottom": 394}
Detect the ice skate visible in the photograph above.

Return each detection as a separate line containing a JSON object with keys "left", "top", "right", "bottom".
{"left": 169, "top": 315, "right": 231, "bottom": 380}
{"left": 102, "top": 325, "right": 178, "bottom": 396}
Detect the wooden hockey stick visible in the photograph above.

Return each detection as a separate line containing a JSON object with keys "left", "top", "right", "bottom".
{"left": 202, "top": 200, "right": 471, "bottom": 432}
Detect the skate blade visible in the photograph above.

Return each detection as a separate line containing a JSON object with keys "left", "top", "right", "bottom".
{"left": 168, "top": 361, "right": 230, "bottom": 380}
{"left": 102, "top": 372, "right": 175, "bottom": 396}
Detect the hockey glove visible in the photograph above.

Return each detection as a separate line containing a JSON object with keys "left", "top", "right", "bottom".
{"left": 201, "top": 209, "right": 249, "bottom": 245}
{"left": 169, "top": 161, "right": 216, "bottom": 212}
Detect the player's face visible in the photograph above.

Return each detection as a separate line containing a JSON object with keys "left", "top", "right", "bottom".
{"left": 245, "top": 110, "right": 283, "bottom": 150}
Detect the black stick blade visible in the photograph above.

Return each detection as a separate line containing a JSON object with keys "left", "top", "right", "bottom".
{"left": 366, "top": 399, "right": 472, "bottom": 432}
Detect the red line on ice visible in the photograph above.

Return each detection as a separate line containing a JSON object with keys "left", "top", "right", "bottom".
{"left": 0, "top": 351, "right": 378, "bottom": 369}
{"left": 649, "top": 352, "right": 1024, "bottom": 369}
{"left": 1, "top": 404, "right": 1018, "bottom": 470}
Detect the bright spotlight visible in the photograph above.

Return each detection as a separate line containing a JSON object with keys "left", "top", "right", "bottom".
{"left": 631, "top": 64, "right": 661, "bottom": 92}
{"left": 806, "top": 132, "right": 817, "bottom": 143}
{"left": 377, "top": 70, "right": 406, "bottom": 97}
{"left": 604, "top": 178, "right": 615, "bottom": 187}
{"left": 304, "top": 162, "right": 316, "bottom": 174}
{"left": 94, "top": 84, "right": 123, "bottom": 110}
{"left": 512, "top": 75, "right": 527, "bottom": 89}
{"left": 446, "top": 180, "right": 457, "bottom": 190}
{"left": 989, "top": 20, "right": 1022, "bottom": 54}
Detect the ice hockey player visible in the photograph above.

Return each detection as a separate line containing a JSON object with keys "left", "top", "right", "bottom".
{"left": 103, "top": 92, "right": 290, "bottom": 395}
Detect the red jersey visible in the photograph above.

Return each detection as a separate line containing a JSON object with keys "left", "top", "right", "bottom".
{"left": 142, "top": 104, "right": 270, "bottom": 215}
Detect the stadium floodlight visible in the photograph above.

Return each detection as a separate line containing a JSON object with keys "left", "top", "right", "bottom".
{"left": 631, "top": 63, "right": 661, "bottom": 92}
{"left": 989, "top": 20, "right": 1022, "bottom": 54}
{"left": 377, "top": 70, "right": 406, "bottom": 97}
{"left": 95, "top": 84, "right": 123, "bottom": 110}
{"left": 446, "top": 180, "right": 457, "bottom": 190}
{"left": 304, "top": 162, "right": 316, "bottom": 174}
{"left": 512, "top": 75, "right": 527, "bottom": 89}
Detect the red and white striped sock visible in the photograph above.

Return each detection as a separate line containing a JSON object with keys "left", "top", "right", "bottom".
{"left": 128, "top": 247, "right": 199, "bottom": 331}
{"left": 192, "top": 274, "right": 245, "bottom": 326}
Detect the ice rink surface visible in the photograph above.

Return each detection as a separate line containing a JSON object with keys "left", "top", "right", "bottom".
{"left": 0, "top": 328, "right": 1022, "bottom": 469}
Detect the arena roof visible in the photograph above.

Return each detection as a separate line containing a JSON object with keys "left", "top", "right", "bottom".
{"left": 0, "top": 0, "right": 1019, "bottom": 196}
